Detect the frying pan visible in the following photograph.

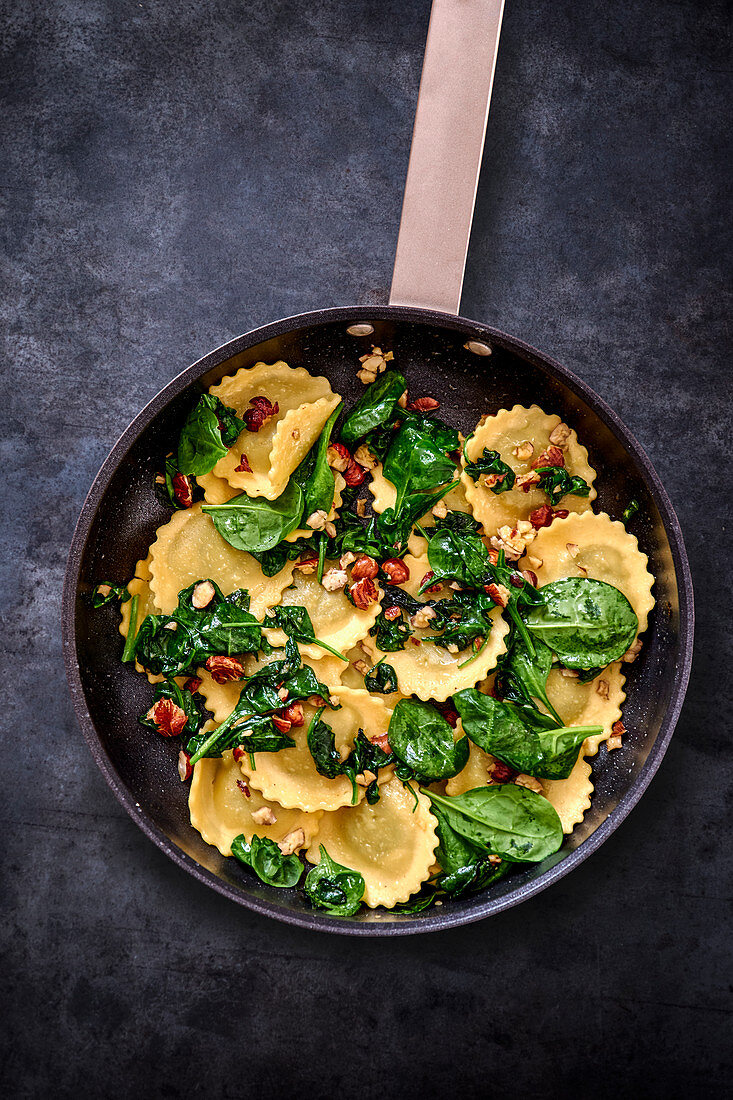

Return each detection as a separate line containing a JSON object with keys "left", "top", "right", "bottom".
{"left": 62, "top": 0, "right": 693, "bottom": 934}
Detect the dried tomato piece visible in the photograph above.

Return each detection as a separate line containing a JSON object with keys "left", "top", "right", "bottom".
{"left": 234, "top": 453, "right": 252, "bottom": 472}
{"left": 243, "top": 396, "right": 279, "bottom": 432}
{"left": 529, "top": 503, "right": 554, "bottom": 529}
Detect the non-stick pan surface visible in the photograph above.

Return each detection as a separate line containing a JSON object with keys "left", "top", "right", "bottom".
{"left": 62, "top": 304, "right": 694, "bottom": 935}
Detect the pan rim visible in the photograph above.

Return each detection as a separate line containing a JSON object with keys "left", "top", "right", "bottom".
{"left": 62, "top": 304, "right": 694, "bottom": 935}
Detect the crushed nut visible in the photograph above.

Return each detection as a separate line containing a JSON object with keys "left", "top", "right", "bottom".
{"left": 354, "top": 444, "right": 377, "bottom": 469}
{"left": 146, "top": 697, "right": 188, "bottom": 737}
{"left": 294, "top": 554, "right": 319, "bottom": 574}
{"left": 351, "top": 554, "right": 379, "bottom": 580}
{"left": 355, "top": 769, "right": 378, "bottom": 787}
{"left": 281, "top": 701, "right": 305, "bottom": 727}
{"left": 349, "top": 577, "right": 379, "bottom": 609}
{"left": 566, "top": 542, "right": 580, "bottom": 558}
{"left": 164, "top": 621, "right": 178, "bottom": 631}
{"left": 277, "top": 686, "right": 289, "bottom": 701}
{"left": 243, "top": 396, "right": 279, "bottom": 432}
{"left": 321, "top": 567, "right": 348, "bottom": 592}
{"left": 447, "top": 643, "right": 459, "bottom": 653}
{"left": 521, "top": 569, "right": 538, "bottom": 587}
{"left": 236, "top": 779, "right": 250, "bottom": 797}
{"left": 272, "top": 713, "right": 292, "bottom": 733}
{"left": 406, "top": 396, "right": 440, "bottom": 412}
{"left": 622, "top": 638, "right": 643, "bottom": 663}
{"left": 607, "top": 720, "right": 626, "bottom": 750}
{"left": 356, "top": 498, "right": 367, "bottom": 517}
{"left": 549, "top": 422, "right": 572, "bottom": 447}
{"left": 251, "top": 806, "right": 277, "bottom": 826}
{"left": 512, "top": 440, "right": 535, "bottom": 461}
{"left": 327, "top": 442, "right": 350, "bottom": 472}
{"left": 489, "top": 759, "right": 516, "bottom": 784}
{"left": 172, "top": 473, "right": 194, "bottom": 509}
{"left": 343, "top": 459, "right": 367, "bottom": 487}
{"left": 397, "top": 390, "right": 408, "bottom": 408}
{"left": 291, "top": 429, "right": 300, "bottom": 440}
{"left": 526, "top": 555, "right": 543, "bottom": 570}
{"left": 278, "top": 828, "right": 305, "bottom": 856}
{"left": 370, "top": 731, "right": 392, "bottom": 754}
{"left": 191, "top": 580, "right": 216, "bottom": 609}
{"left": 490, "top": 522, "right": 537, "bottom": 561}
{"left": 596, "top": 679, "right": 610, "bottom": 699}
{"left": 339, "top": 551, "right": 356, "bottom": 569}
{"left": 353, "top": 658, "right": 370, "bottom": 675}
{"left": 515, "top": 774, "right": 544, "bottom": 794}
{"left": 532, "top": 445, "right": 564, "bottom": 469}
{"left": 431, "top": 498, "right": 448, "bottom": 519}
{"left": 383, "top": 605, "right": 401, "bottom": 621}
{"left": 410, "top": 606, "right": 436, "bottom": 629}
{"left": 529, "top": 504, "right": 554, "bottom": 529}
{"left": 325, "top": 520, "right": 337, "bottom": 538}
{"left": 381, "top": 558, "right": 410, "bottom": 584}
{"left": 516, "top": 471, "right": 541, "bottom": 492}
{"left": 357, "top": 347, "right": 393, "bottom": 384}
{"left": 306, "top": 509, "right": 329, "bottom": 531}
{"left": 178, "top": 750, "right": 192, "bottom": 781}
{"left": 420, "top": 571, "right": 442, "bottom": 593}
{"left": 205, "top": 655, "right": 246, "bottom": 684}
{"left": 484, "top": 582, "right": 511, "bottom": 608}
{"left": 560, "top": 668, "right": 579, "bottom": 679}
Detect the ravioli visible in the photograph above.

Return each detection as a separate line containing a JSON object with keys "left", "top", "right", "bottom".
{"left": 363, "top": 554, "right": 510, "bottom": 701}
{"left": 530, "top": 511, "right": 655, "bottom": 636}
{"left": 263, "top": 567, "right": 381, "bottom": 661}
{"left": 148, "top": 503, "right": 295, "bottom": 618}
{"left": 189, "top": 750, "right": 321, "bottom": 856}
{"left": 119, "top": 553, "right": 165, "bottom": 684}
{"left": 369, "top": 465, "right": 471, "bottom": 554}
{"left": 541, "top": 755, "right": 594, "bottom": 834}
{"left": 306, "top": 778, "right": 439, "bottom": 907}
{"left": 209, "top": 362, "right": 341, "bottom": 498}
{"left": 545, "top": 661, "right": 626, "bottom": 756}
{"left": 460, "top": 405, "right": 596, "bottom": 535}
{"left": 239, "top": 686, "right": 393, "bottom": 813}
{"left": 445, "top": 739, "right": 494, "bottom": 796}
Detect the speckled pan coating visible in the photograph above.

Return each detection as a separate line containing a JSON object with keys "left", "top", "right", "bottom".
{"left": 62, "top": 305, "right": 694, "bottom": 935}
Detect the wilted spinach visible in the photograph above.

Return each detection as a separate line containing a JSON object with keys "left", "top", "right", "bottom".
{"left": 304, "top": 845, "right": 365, "bottom": 916}
{"left": 203, "top": 481, "right": 304, "bottom": 553}
{"left": 526, "top": 577, "right": 638, "bottom": 668}
{"left": 177, "top": 394, "right": 245, "bottom": 475}
{"left": 121, "top": 595, "right": 140, "bottom": 663}
{"left": 453, "top": 688, "right": 601, "bottom": 780}
{"left": 387, "top": 699, "right": 469, "bottom": 783}
{"left": 430, "top": 799, "right": 512, "bottom": 896}
{"left": 425, "top": 786, "right": 564, "bottom": 863}
{"left": 364, "top": 659, "right": 398, "bottom": 694}
{"left": 340, "top": 371, "right": 407, "bottom": 448}
{"left": 462, "top": 442, "right": 516, "bottom": 492}
{"left": 498, "top": 633, "right": 564, "bottom": 726}
{"left": 307, "top": 709, "right": 393, "bottom": 804}
{"left": 267, "top": 604, "right": 347, "bottom": 662}
{"left": 375, "top": 482, "right": 454, "bottom": 555}
{"left": 535, "top": 466, "right": 591, "bottom": 505}
{"left": 383, "top": 422, "right": 457, "bottom": 511}
{"left": 138, "top": 679, "right": 208, "bottom": 738}
{"left": 293, "top": 402, "right": 343, "bottom": 519}
{"left": 91, "top": 582, "right": 131, "bottom": 608}
{"left": 187, "top": 709, "right": 295, "bottom": 765}
{"left": 623, "top": 498, "right": 640, "bottom": 523}
{"left": 231, "top": 833, "right": 304, "bottom": 888}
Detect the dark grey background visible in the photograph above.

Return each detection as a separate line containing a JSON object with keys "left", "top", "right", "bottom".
{"left": 2, "top": 1, "right": 731, "bottom": 1097}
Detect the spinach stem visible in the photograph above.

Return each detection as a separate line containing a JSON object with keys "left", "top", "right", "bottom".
{"left": 458, "top": 633, "right": 489, "bottom": 669}
{"left": 317, "top": 533, "right": 326, "bottom": 584}
{"left": 121, "top": 595, "right": 140, "bottom": 663}
{"left": 414, "top": 522, "right": 430, "bottom": 541}
{"left": 313, "top": 639, "right": 348, "bottom": 662}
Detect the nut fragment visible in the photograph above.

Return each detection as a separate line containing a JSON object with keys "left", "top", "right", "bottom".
{"left": 234, "top": 453, "right": 252, "bottom": 473}
{"left": 351, "top": 554, "right": 379, "bottom": 580}
{"left": 251, "top": 806, "right": 277, "bottom": 825}
{"left": 205, "top": 655, "right": 246, "bottom": 684}
{"left": 489, "top": 759, "right": 516, "bottom": 784}
{"left": 560, "top": 668, "right": 579, "bottom": 679}
{"left": 381, "top": 558, "right": 410, "bottom": 584}
{"left": 353, "top": 444, "right": 377, "bottom": 470}
{"left": 343, "top": 459, "right": 367, "bottom": 487}
{"left": 406, "top": 396, "right": 440, "bottom": 412}
{"left": 420, "top": 571, "right": 442, "bottom": 593}
{"left": 294, "top": 554, "right": 318, "bottom": 574}
{"left": 281, "top": 701, "right": 305, "bottom": 727}
{"left": 172, "top": 473, "right": 194, "bottom": 508}
{"left": 146, "top": 697, "right": 189, "bottom": 737}
{"left": 512, "top": 440, "right": 534, "bottom": 461}
{"left": 490, "top": 521, "right": 536, "bottom": 561}
{"left": 327, "top": 442, "right": 350, "bottom": 472}
{"left": 306, "top": 509, "right": 329, "bottom": 531}
{"left": 383, "top": 605, "right": 401, "bottom": 621}
{"left": 410, "top": 605, "right": 436, "bottom": 629}
{"left": 533, "top": 445, "right": 564, "bottom": 469}
{"left": 596, "top": 679, "right": 610, "bottom": 699}
{"left": 566, "top": 542, "right": 580, "bottom": 558}
{"left": 277, "top": 686, "right": 289, "bottom": 701}
{"left": 243, "top": 396, "right": 279, "bottom": 432}
{"left": 353, "top": 658, "right": 370, "bottom": 675}
{"left": 278, "top": 827, "right": 305, "bottom": 856}
{"left": 356, "top": 498, "right": 367, "bottom": 517}
{"left": 549, "top": 422, "right": 572, "bottom": 447}
{"left": 521, "top": 569, "right": 538, "bottom": 587}
{"left": 321, "top": 567, "right": 348, "bottom": 592}
{"left": 272, "top": 713, "right": 292, "bottom": 733}
{"left": 349, "top": 577, "right": 379, "bottom": 610}
{"left": 484, "top": 582, "right": 511, "bottom": 608}
{"left": 622, "top": 638, "right": 643, "bottom": 663}
{"left": 191, "top": 580, "right": 216, "bottom": 609}
{"left": 529, "top": 504, "right": 554, "bottom": 529}
{"left": 177, "top": 750, "right": 192, "bottom": 781}
{"left": 431, "top": 498, "right": 448, "bottom": 519}
{"left": 514, "top": 774, "right": 544, "bottom": 794}
{"left": 339, "top": 551, "right": 356, "bottom": 569}
{"left": 607, "top": 721, "right": 626, "bottom": 751}
{"left": 516, "top": 471, "right": 541, "bottom": 492}
{"left": 370, "top": 731, "right": 392, "bottom": 754}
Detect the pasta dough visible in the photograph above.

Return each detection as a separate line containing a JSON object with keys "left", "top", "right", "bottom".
{"left": 263, "top": 567, "right": 381, "bottom": 660}
{"left": 369, "top": 466, "right": 471, "bottom": 554}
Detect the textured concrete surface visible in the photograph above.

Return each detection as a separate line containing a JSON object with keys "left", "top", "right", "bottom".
{"left": 1, "top": 0, "right": 731, "bottom": 1096}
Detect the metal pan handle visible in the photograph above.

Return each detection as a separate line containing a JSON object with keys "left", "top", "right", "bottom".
{"left": 389, "top": 0, "right": 505, "bottom": 315}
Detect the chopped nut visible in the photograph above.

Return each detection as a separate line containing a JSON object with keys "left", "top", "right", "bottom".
{"left": 294, "top": 554, "right": 318, "bottom": 574}
{"left": 146, "top": 697, "right": 188, "bottom": 738}
{"left": 560, "top": 668, "right": 579, "bottom": 679}
{"left": 251, "top": 806, "right": 277, "bottom": 826}
{"left": 322, "top": 567, "right": 348, "bottom": 592}
{"left": 447, "top": 643, "right": 459, "bottom": 654}
{"left": 370, "top": 731, "right": 392, "bottom": 754}
{"left": 512, "top": 440, "right": 534, "bottom": 461}
{"left": 596, "top": 679, "right": 610, "bottom": 699}
{"left": 234, "top": 452, "right": 252, "bottom": 472}
{"left": 306, "top": 509, "right": 329, "bottom": 531}
{"left": 164, "top": 621, "right": 178, "bottom": 631}
{"left": 351, "top": 554, "right": 379, "bottom": 580}
{"left": 243, "top": 396, "right": 279, "bottom": 432}
{"left": 205, "top": 655, "right": 246, "bottom": 684}
{"left": 407, "top": 396, "right": 440, "bottom": 412}
{"left": 490, "top": 523, "right": 536, "bottom": 560}
{"left": 397, "top": 390, "right": 408, "bottom": 409}
{"left": 489, "top": 759, "right": 516, "bottom": 784}
{"left": 355, "top": 769, "right": 378, "bottom": 787}
{"left": 278, "top": 827, "right": 305, "bottom": 856}
{"left": 549, "top": 422, "right": 572, "bottom": 447}
{"left": 353, "top": 658, "right": 370, "bottom": 675}
{"left": 324, "top": 520, "right": 337, "bottom": 538}
{"left": 354, "top": 444, "right": 377, "bottom": 470}
{"left": 155, "top": 474, "right": 165, "bottom": 485}
{"left": 529, "top": 504, "right": 554, "bottom": 529}
{"left": 484, "top": 582, "right": 511, "bottom": 608}
{"left": 339, "top": 551, "right": 356, "bottom": 569}
{"left": 516, "top": 471, "right": 541, "bottom": 492}
{"left": 183, "top": 676, "right": 202, "bottom": 693}
{"left": 381, "top": 558, "right": 410, "bottom": 584}
{"left": 277, "top": 686, "right": 289, "bottom": 701}
{"left": 357, "top": 367, "right": 377, "bottom": 384}
{"left": 172, "top": 473, "right": 194, "bottom": 509}
{"left": 515, "top": 774, "right": 544, "bottom": 794}
{"left": 410, "top": 637, "right": 422, "bottom": 646}
{"left": 566, "top": 542, "right": 580, "bottom": 558}
{"left": 343, "top": 459, "right": 367, "bottom": 487}
{"left": 431, "top": 497, "right": 448, "bottom": 519}
{"left": 178, "top": 750, "right": 192, "bottom": 781}
{"left": 622, "top": 638, "right": 643, "bottom": 663}
{"left": 383, "top": 605, "right": 401, "bottom": 621}
{"left": 327, "top": 442, "right": 350, "bottom": 472}
{"left": 96, "top": 584, "right": 112, "bottom": 598}
{"left": 488, "top": 854, "right": 502, "bottom": 866}
{"left": 349, "top": 577, "right": 378, "bottom": 609}
{"left": 553, "top": 509, "right": 570, "bottom": 519}
{"left": 236, "top": 779, "right": 250, "bottom": 797}
{"left": 358, "top": 347, "right": 393, "bottom": 377}
{"left": 291, "top": 429, "right": 300, "bottom": 440}
{"left": 356, "top": 498, "right": 367, "bottom": 517}
{"left": 329, "top": 695, "right": 340, "bottom": 707}
{"left": 532, "top": 445, "right": 564, "bottom": 469}
{"left": 526, "top": 555, "right": 543, "bottom": 570}
{"left": 521, "top": 569, "right": 539, "bottom": 587}
{"left": 191, "top": 580, "right": 216, "bottom": 609}
{"left": 607, "top": 720, "right": 626, "bottom": 751}
{"left": 420, "top": 571, "right": 443, "bottom": 593}
{"left": 482, "top": 473, "right": 505, "bottom": 490}
{"left": 281, "top": 702, "right": 305, "bottom": 727}
{"left": 272, "top": 713, "right": 292, "bottom": 733}
{"left": 410, "top": 606, "right": 436, "bottom": 629}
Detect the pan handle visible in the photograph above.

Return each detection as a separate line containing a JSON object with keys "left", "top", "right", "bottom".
{"left": 389, "top": 0, "right": 505, "bottom": 315}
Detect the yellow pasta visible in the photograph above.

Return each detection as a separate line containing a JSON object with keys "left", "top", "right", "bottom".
{"left": 460, "top": 405, "right": 596, "bottom": 535}
{"left": 119, "top": 553, "right": 166, "bottom": 684}
{"left": 545, "top": 661, "right": 626, "bottom": 756}
{"left": 306, "top": 778, "right": 438, "bottom": 907}
{"left": 148, "top": 503, "right": 295, "bottom": 618}
{"left": 363, "top": 554, "right": 510, "bottom": 701}
{"left": 445, "top": 739, "right": 494, "bottom": 796}
{"left": 189, "top": 750, "right": 321, "bottom": 856}
{"left": 541, "top": 755, "right": 594, "bottom": 834}
{"left": 209, "top": 362, "right": 341, "bottom": 498}
{"left": 369, "top": 465, "right": 470, "bottom": 554}
{"left": 531, "top": 511, "right": 655, "bottom": 635}
{"left": 239, "top": 687, "right": 393, "bottom": 813}
{"left": 263, "top": 567, "right": 381, "bottom": 661}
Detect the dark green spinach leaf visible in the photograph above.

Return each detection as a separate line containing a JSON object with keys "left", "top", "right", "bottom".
{"left": 267, "top": 604, "right": 347, "bottom": 662}
{"left": 462, "top": 443, "right": 516, "bottom": 492}
{"left": 203, "top": 480, "right": 304, "bottom": 553}
{"left": 430, "top": 799, "right": 512, "bottom": 896}
{"left": 231, "top": 833, "right": 304, "bottom": 888}
{"left": 177, "top": 394, "right": 246, "bottom": 475}
{"left": 293, "top": 402, "right": 343, "bottom": 519}
{"left": 340, "top": 371, "right": 407, "bottom": 448}
{"left": 425, "top": 786, "right": 564, "bottom": 863}
{"left": 526, "top": 577, "right": 638, "bottom": 668}
{"left": 138, "top": 679, "right": 208, "bottom": 738}
{"left": 91, "top": 582, "right": 131, "bottom": 608}
{"left": 383, "top": 422, "right": 456, "bottom": 511}
{"left": 387, "top": 699, "right": 469, "bottom": 783}
{"left": 364, "top": 659, "right": 399, "bottom": 694}
{"left": 304, "top": 845, "right": 365, "bottom": 916}
{"left": 534, "top": 466, "right": 591, "bottom": 505}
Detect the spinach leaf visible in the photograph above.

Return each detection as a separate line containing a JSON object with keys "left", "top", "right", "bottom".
{"left": 304, "top": 845, "right": 365, "bottom": 916}
{"left": 177, "top": 394, "right": 245, "bottom": 475}
{"left": 267, "top": 604, "right": 347, "bottom": 662}
{"left": 364, "top": 659, "right": 398, "bottom": 694}
{"left": 91, "top": 582, "right": 131, "bottom": 608}
{"left": 391, "top": 888, "right": 439, "bottom": 914}
{"left": 121, "top": 594, "right": 140, "bottom": 663}
{"left": 453, "top": 689, "right": 601, "bottom": 780}
{"left": 387, "top": 699, "right": 469, "bottom": 783}
{"left": 174, "top": 581, "right": 261, "bottom": 656}
{"left": 429, "top": 799, "right": 511, "bottom": 896}
{"left": 133, "top": 613, "right": 202, "bottom": 677}
{"left": 424, "top": 527, "right": 491, "bottom": 588}
{"left": 340, "top": 371, "right": 407, "bottom": 448}
{"left": 187, "top": 710, "right": 295, "bottom": 764}
{"left": 250, "top": 536, "right": 313, "bottom": 577}
{"left": 462, "top": 440, "right": 516, "bottom": 492}
{"left": 500, "top": 634, "right": 564, "bottom": 726}
{"left": 396, "top": 408, "right": 460, "bottom": 453}
{"left": 306, "top": 706, "right": 344, "bottom": 781}
{"left": 425, "top": 786, "right": 564, "bottom": 863}
{"left": 307, "top": 711, "right": 392, "bottom": 804}
{"left": 293, "top": 402, "right": 343, "bottom": 519}
{"left": 375, "top": 482, "right": 454, "bottom": 555}
{"left": 231, "top": 834, "right": 303, "bottom": 888}
{"left": 623, "top": 498, "right": 640, "bottom": 523}
{"left": 526, "top": 577, "right": 638, "bottom": 668}
{"left": 369, "top": 604, "right": 413, "bottom": 652}
{"left": 203, "top": 480, "right": 304, "bottom": 553}
{"left": 430, "top": 591, "right": 495, "bottom": 652}
{"left": 534, "top": 466, "right": 591, "bottom": 506}
{"left": 138, "top": 679, "right": 208, "bottom": 737}
{"left": 382, "top": 422, "right": 456, "bottom": 510}
{"left": 431, "top": 509, "right": 482, "bottom": 534}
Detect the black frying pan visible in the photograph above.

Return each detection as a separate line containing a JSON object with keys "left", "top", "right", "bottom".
{"left": 61, "top": 2, "right": 694, "bottom": 935}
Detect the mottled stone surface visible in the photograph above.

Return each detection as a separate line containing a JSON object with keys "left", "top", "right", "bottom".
{"left": 1, "top": 0, "right": 730, "bottom": 1095}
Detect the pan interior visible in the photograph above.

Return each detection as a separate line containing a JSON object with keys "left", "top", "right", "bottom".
{"left": 67, "top": 310, "right": 689, "bottom": 931}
